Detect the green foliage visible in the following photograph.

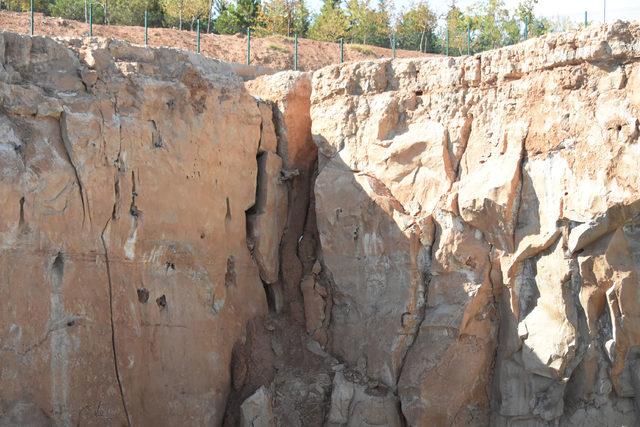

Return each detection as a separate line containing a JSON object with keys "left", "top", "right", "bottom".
{"left": 1, "top": 0, "right": 52, "bottom": 13}
{"left": 255, "top": 0, "right": 309, "bottom": 36}
{"left": 49, "top": 0, "right": 87, "bottom": 20}
{"left": 161, "top": 0, "right": 208, "bottom": 29}
{"left": 47, "top": 0, "right": 163, "bottom": 26}
{"left": 214, "top": 0, "right": 259, "bottom": 34}
{"left": 308, "top": 0, "right": 348, "bottom": 42}
{"left": 344, "top": 0, "right": 389, "bottom": 47}
{"left": 395, "top": 1, "right": 437, "bottom": 52}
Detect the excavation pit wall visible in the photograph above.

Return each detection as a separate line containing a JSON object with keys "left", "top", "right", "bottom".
{"left": 1, "top": 20, "right": 640, "bottom": 426}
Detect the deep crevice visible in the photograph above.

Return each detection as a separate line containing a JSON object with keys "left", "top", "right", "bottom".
{"left": 100, "top": 217, "right": 131, "bottom": 426}
{"left": 59, "top": 112, "right": 90, "bottom": 227}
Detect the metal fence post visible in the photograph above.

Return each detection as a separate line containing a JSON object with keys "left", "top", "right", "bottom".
{"left": 30, "top": 0, "right": 34, "bottom": 35}
{"left": 391, "top": 34, "right": 396, "bottom": 59}
{"left": 196, "top": 19, "right": 200, "bottom": 53}
{"left": 246, "top": 28, "right": 251, "bottom": 65}
{"left": 584, "top": 11, "right": 588, "bottom": 27}
{"left": 89, "top": 2, "right": 93, "bottom": 36}
{"left": 445, "top": 23, "right": 449, "bottom": 56}
{"left": 294, "top": 33, "right": 298, "bottom": 71}
{"left": 340, "top": 38, "right": 344, "bottom": 63}
{"left": 467, "top": 23, "right": 471, "bottom": 55}
{"left": 144, "top": 10, "right": 148, "bottom": 45}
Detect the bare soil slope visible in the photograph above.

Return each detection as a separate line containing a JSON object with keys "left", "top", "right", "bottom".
{"left": 0, "top": 11, "right": 431, "bottom": 71}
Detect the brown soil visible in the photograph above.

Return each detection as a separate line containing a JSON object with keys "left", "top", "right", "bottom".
{"left": 0, "top": 11, "right": 432, "bottom": 72}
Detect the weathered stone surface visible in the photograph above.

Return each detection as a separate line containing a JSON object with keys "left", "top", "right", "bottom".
{"left": 0, "top": 34, "right": 267, "bottom": 425}
{"left": 311, "top": 20, "right": 640, "bottom": 427}
{"left": 4, "top": 19, "right": 640, "bottom": 427}
{"left": 246, "top": 71, "right": 318, "bottom": 323}
{"left": 240, "top": 386, "right": 276, "bottom": 427}
{"left": 327, "top": 371, "right": 402, "bottom": 427}
{"left": 247, "top": 152, "right": 288, "bottom": 284}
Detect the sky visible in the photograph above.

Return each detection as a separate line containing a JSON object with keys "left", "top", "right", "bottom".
{"left": 306, "top": 0, "right": 640, "bottom": 23}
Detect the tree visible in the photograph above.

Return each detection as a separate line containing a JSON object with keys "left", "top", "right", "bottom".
{"left": 443, "top": 1, "right": 470, "bottom": 55}
{"left": 256, "top": 0, "right": 309, "bottom": 36}
{"left": 516, "top": 0, "right": 551, "bottom": 37}
{"left": 2, "top": 0, "right": 51, "bottom": 12}
{"left": 214, "top": 0, "right": 260, "bottom": 34}
{"left": 161, "top": 0, "right": 208, "bottom": 29}
{"left": 308, "top": 0, "right": 348, "bottom": 42}
{"left": 344, "top": 0, "right": 390, "bottom": 46}
{"left": 395, "top": 1, "right": 437, "bottom": 52}
{"left": 470, "top": 0, "right": 510, "bottom": 50}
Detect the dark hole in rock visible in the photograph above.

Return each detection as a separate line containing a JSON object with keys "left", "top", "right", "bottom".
{"left": 165, "top": 261, "right": 176, "bottom": 271}
{"left": 225, "top": 256, "right": 236, "bottom": 287}
{"left": 66, "top": 320, "right": 75, "bottom": 327}
{"left": 52, "top": 252, "right": 64, "bottom": 279}
{"left": 616, "top": 124, "right": 623, "bottom": 131}
{"left": 415, "top": 90, "right": 424, "bottom": 96}
{"left": 137, "top": 288, "right": 150, "bottom": 303}
{"left": 156, "top": 294, "right": 167, "bottom": 308}
{"left": 19, "top": 196, "right": 25, "bottom": 226}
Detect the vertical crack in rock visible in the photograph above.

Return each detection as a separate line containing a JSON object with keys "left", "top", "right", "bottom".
{"left": 99, "top": 152, "right": 131, "bottom": 425}
{"left": 59, "top": 111, "right": 90, "bottom": 227}
{"left": 100, "top": 216, "right": 131, "bottom": 427}
{"left": 18, "top": 196, "right": 25, "bottom": 228}
{"left": 395, "top": 243, "right": 432, "bottom": 389}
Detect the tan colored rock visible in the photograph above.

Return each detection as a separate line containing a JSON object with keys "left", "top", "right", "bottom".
{"left": 0, "top": 34, "right": 267, "bottom": 425}
{"left": 311, "top": 20, "right": 640, "bottom": 427}
{"left": 315, "top": 163, "right": 427, "bottom": 386}
{"left": 246, "top": 71, "right": 318, "bottom": 322}
{"left": 399, "top": 210, "right": 497, "bottom": 426}
{"left": 247, "top": 152, "right": 288, "bottom": 284}
{"left": 256, "top": 100, "right": 278, "bottom": 153}
{"left": 246, "top": 71, "right": 316, "bottom": 170}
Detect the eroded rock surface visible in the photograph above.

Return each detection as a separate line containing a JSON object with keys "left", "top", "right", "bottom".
{"left": 0, "top": 34, "right": 268, "bottom": 425}
{"left": 311, "top": 20, "right": 640, "bottom": 426}
{"left": 3, "top": 19, "right": 640, "bottom": 427}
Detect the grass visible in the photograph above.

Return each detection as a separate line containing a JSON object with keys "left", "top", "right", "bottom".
{"left": 349, "top": 44, "right": 376, "bottom": 56}
{"left": 267, "top": 43, "right": 289, "bottom": 53}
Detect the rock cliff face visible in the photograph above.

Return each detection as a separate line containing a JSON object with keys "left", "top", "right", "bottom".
{"left": 2, "top": 20, "right": 640, "bottom": 427}
{"left": 0, "top": 34, "right": 269, "bottom": 425}
{"left": 311, "top": 21, "right": 640, "bottom": 426}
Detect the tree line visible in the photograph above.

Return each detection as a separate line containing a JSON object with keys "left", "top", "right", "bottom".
{"left": 0, "top": 0, "right": 571, "bottom": 54}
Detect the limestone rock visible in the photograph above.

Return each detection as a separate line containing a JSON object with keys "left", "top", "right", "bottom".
{"left": 300, "top": 274, "right": 327, "bottom": 343}
{"left": 327, "top": 372, "right": 402, "bottom": 427}
{"left": 0, "top": 34, "right": 267, "bottom": 425}
{"left": 311, "top": 20, "right": 640, "bottom": 427}
{"left": 240, "top": 386, "right": 276, "bottom": 427}
{"left": 246, "top": 71, "right": 318, "bottom": 321}
{"left": 256, "top": 100, "right": 278, "bottom": 154}
{"left": 247, "top": 152, "right": 288, "bottom": 284}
